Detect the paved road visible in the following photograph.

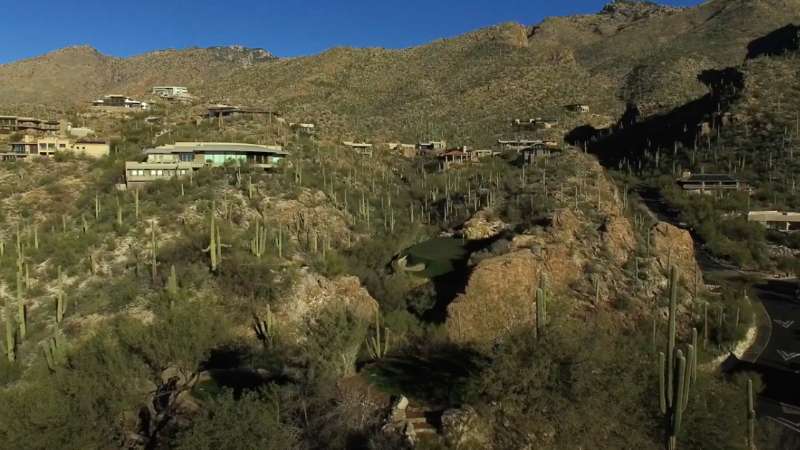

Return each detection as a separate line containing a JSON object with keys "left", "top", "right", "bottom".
{"left": 635, "top": 186, "right": 800, "bottom": 436}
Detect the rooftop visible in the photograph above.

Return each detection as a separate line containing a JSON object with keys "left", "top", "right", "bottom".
{"left": 680, "top": 173, "right": 740, "bottom": 183}
{"left": 144, "top": 142, "right": 287, "bottom": 155}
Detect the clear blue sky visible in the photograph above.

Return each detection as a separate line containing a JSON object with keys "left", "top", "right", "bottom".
{"left": 0, "top": 0, "right": 702, "bottom": 63}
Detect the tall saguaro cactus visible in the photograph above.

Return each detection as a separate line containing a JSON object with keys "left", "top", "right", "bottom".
{"left": 535, "top": 272, "right": 548, "bottom": 338}
{"left": 366, "top": 308, "right": 390, "bottom": 360}
{"left": 203, "top": 202, "right": 225, "bottom": 272}
{"left": 16, "top": 270, "right": 26, "bottom": 341}
{"left": 658, "top": 265, "right": 697, "bottom": 450}
{"left": 150, "top": 223, "right": 158, "bottom": 282}
{"left": 251, "top": 219, "right": 268, "bottom": 259}
{"left": 56, "top": 266, "right": 66, "bottom": 325}
{"left": 4, "top": 307, "right": 14, "bottom": 363}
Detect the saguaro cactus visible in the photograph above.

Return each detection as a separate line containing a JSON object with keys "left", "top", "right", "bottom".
{"left": 133, "top": 189, "right": 140, "bottom": 221}
{"left": 150, "top": 224, "right": 158, "bottom": 282}
{"left": 251, "top": 219, "right": 268, "bottom": 259}
{"left": 203, "top": 203, "right": 225, "bottom": 272}
{"left": 536, "top": 272, "right": 548, "bottom": 338}
{"left": 95, "top": 192, "right": 101, "bottom": 221}
{"left": 166, "top": 265, "right": 178, "bottom": 302}
{"left": 253, "top": 305, "right": 277, "bottom": 348}
{"left": 116, "top": 196, "right": 123, "bottom": 226}
{"left": 41, "top": 333, "right": 65, "bottom": 372}
{"left": 658, "top": 265, "right": 696, "bottom": 450}
{"left": 366, "top": 308, "right": 390, "bottom": 360}
{"left": 56, "top": 266, "right": 66, "bottom": 325}
{"left": 4, "top": 309, "right": 14, "bottom": 363}
{"left": 16, "top": 270, "right": 26, "bottom": 341}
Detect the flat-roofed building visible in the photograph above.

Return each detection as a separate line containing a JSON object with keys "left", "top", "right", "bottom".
{"left": 747, "top": 211, "right": 800, "bottom": 231}
{"left": 92, "top": 95, "right": 149, "bottom": 110}
{"left": 417, "top": 141, "right": 447, "bottom": 154}
{"left": 152, "top": 86, "right": 189, "bottom": 98}
{"left": 498, "top": 139, "right": 542, "bottom": 152}
{"left": 2, "top": 135, "right": 69, "bottom": 160}
{"left": 677, "top": 172, "right": 744, "bottom": 193}
{"left": 70, "top": 139, "right": 110, "bottom": 158}
{"left": 0, "top": 115, "right": 60, "bottom": 134}
{"left": 125, "top": 142, "right": 288, "bottom": 188}
{"left": 206, "top": 105, "right": 278, "bottom": 120}
{"left": 342, "top": 141, "right": 374, "bottom": 157}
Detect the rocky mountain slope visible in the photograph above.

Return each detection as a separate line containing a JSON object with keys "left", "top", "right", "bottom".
{"left": 3, "top": 1, "right": 800, "bottom": 144}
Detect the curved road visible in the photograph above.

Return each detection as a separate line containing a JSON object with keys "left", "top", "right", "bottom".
{"left": 636, "top": 186, "right": 800, "bottom": 436}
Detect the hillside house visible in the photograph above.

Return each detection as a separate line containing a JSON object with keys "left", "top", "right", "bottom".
{"left": 521, "top": 143, "right": 561, "bottom": 164}
{"left": 289, "top": 123, "right": 316, "bottom": 135}
{"left": 498, "top": 139, "right": 542, "bottom": 152}
{"left": 676, "top": 172, "right": 744, "bottom": 193}
{"left": 385, "top": 143, "right": 417, "bottom": 158}
{"left": 512, "top": 119, "right": 537, "bottom": 129}
{"left": 747, "top": 211, "right": 800, "bottom": 231}
{"left": 125, "top": 142, "right": 288, "bottom": 188}
{"left": 0, "top": 116, "right": 60, "bottom": 134}
{"left": 152, "top": 86, "right": 189, "bottom": 98}
{"left": 438, "top": 149, "right": 477, "bottom": 171}
{"left": 417, "top": 141, "right": 447, "bottom": 154}
{"left": 342, "top": 141, "right": 374, "bottom": 157}
{"left": 71, "top": 139, "right": 111, "bottom": 158}
{"left": 1, "top": 136, "right": 109, "bottom": 160}
{"left": 206, "top": 105, "right": 278, "bottom": 120}
{"left": 92, "top": 95, "right": 149, "bottom": 111}
{"left": 536, "top": 118, "right": 559, "bottom": 129}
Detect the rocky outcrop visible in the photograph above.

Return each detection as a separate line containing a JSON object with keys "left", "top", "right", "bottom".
{"left": 461, "top": 209, "right": 507, "bottom": 241}
{"left": 448, "top": 209, "right": 588, "bottom": 345}
{"left": 650, "top": 221, "right": 701, "bottom": 287}
{"left": 280, "top": 268, "right": 379, "bottom": 333}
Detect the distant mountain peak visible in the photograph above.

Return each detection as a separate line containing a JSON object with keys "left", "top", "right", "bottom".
{"left": 600, "top": 0, "right": 681, "bottom": 19}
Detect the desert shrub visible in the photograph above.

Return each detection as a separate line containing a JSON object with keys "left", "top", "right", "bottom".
{"left": 173, "top": 389, "right": 299, "bottom": 450}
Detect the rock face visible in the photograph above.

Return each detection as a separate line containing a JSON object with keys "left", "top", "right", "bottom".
{"left": 461, "top": 209, "right": 507, "bottom": 241}
{"left": 447, "top": 250, "right": 541, "bottom": 345}
{"left": 280, "top": 268, "right": 379, "bottom": 331}
{"left": 446, "top": 155, "right": 647, "bottom": 346}
{"left": 448, "top": 209, "right": 587, "bottom": 345}
{"left": 650, "top": 221, "right": 701, "bottom": 287}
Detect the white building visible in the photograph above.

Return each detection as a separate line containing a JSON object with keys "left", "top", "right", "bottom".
{"left": 152, "top": 86, "right": 189, "bottom": 98}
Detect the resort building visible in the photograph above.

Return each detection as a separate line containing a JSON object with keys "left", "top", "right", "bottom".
{"left": 747, "top": 211, "right": 800, "bottom": 232}
{"left": 676, "top": 172, "right": 745, "bottom": 193}
{"left": 124, "top": 142, "right": 288, "bottom": 188}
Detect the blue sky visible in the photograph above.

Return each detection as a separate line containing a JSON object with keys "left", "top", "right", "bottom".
{"left": 0, "top": 0, "right": 701, "bottom": 63}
